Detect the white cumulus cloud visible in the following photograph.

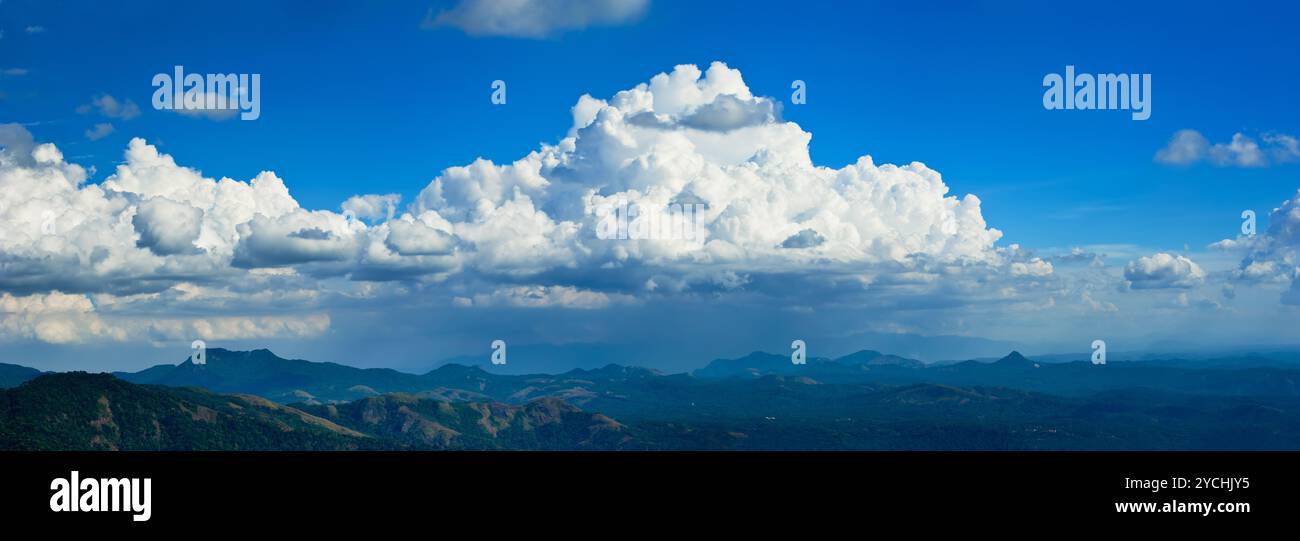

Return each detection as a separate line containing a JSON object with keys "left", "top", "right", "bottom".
{"left": 0, "top": 62, "right": 1048, "bottom": 344}
{"left": 1124, "top": 253, "right": 1206, "bottom": 289}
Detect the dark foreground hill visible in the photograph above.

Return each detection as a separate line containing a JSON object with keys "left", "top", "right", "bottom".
{"left": 0, "top": 373, "right": 642, "bottom": 450}
{"left": 0, "top": 372, "right": 372, "bottom": 450}
{"left": 297, "top": 395, "right": 638, "bottom": 449}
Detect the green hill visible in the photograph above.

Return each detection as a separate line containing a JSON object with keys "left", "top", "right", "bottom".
{"left": 0, "top": 372, "right": 374, "bottom": 450}
{"left": 297, "top": 394, "right": 640, "bottom": 450}
{"left": 0, "top": 372, "right": 639, "bottom": 450}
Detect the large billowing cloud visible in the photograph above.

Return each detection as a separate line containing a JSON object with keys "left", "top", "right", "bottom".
{"left": 414, "top": 62, "right": 1004, "bottom": 277}
{"left": 1, "top": 62, "right": 1044, "bottom": 345}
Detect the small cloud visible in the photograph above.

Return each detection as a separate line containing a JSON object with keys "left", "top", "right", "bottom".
{"left": 422, "top": 0, "right": 649, "bottom": 38}
{"left": 1050, "top": 247, "right": 1106, "bottom": 267}
{"left": 1155, "top": 129, "right": 1294, "bottom": 168}
{"left": 2, "top": 68, "right": 28, "bottom": 76}
{"left": 1263, "top": 132, "right": 1300, "bottom": 163}
{"left": 84, "top": 122, "right": 115, "bottom": 141}
{"left": 77, "top": 94, "right": 141, "bottom": 120}
{"left": 25, "top": 25, "right": 45, "bottom": 34}
{"left": 1009, "top": 258, "right": 1054, "bottom": 277}
{"left": 1208, "top": 133, "right": 1266, "bottom": 167}
{"left": 1124, "top": 252, "right": 1205, "bottom": 290}
{"left": 473, "top": 285, "right": 634, "bottom": 309}
{"left": 1154, "top": 129, "right": 1208, "bottom": 165}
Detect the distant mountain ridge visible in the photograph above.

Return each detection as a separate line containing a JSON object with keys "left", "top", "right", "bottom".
{"left": 116, "top": 348, "right": 446, "bottom": 403}
{"left": 693, "top": 349, "right": 924, "bottom": 378}
{"left": 0, "top": 362, "right": 41, "bottom": 389}
{"left": 69, "top": 347, "right": 1300, "bottom": 407}
{"left": 434, "top": 343, "right": 656, "bottom": 375}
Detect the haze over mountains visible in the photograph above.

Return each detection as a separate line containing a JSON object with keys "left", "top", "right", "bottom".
{"left": 3, "top": 347, "right": 1300, "bottom": 450}
{"left": 0, "top": 330, "right": 1024, "bottom": 375}
{"left": 90, "top": 347, "right": 1300, "bottom": 404}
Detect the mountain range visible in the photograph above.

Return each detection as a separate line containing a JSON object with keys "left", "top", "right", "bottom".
{"left": 89, "top": 347, "right": 1300, "bottom": 405}
{"left": 3, "top": 347, "right": 1300, "bottom": 450}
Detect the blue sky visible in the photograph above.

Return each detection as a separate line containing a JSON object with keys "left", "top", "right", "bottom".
{"left": 2, "top": 0, "right": 1299, "bottom": 372}
{"left": 7, "top": 0, "right": 1298, "bottom": 248}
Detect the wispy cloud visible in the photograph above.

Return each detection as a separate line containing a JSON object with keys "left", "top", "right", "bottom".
{"left": 422, "top": 0, "right": 648, "bottom": 38}
{"left": 76, "top": 94, "right": 142, "bottom": 120}
{"left": 1155, "top": 129, "right": 1299, "bottom": 167}
{"left": 84, "top": 122, "right": 114, "bottom": 141}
